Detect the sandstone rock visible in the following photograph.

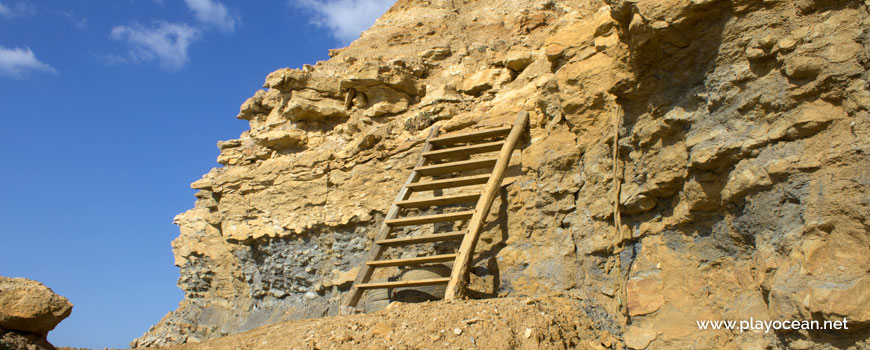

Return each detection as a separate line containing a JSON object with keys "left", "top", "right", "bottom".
{"left": 544, "top": 44, "right": 567, "bottom": 62}
{"left": 323, "top": 267, "right": 360, "bottom": 289}
{"left": 419, "top": 85, "right": 462, "bottom": 106}
{"left": 685, "top": 127, "right": 745, "bottom": 172}
{"left": 504, "top": 50, "right": 534, "bottom": 72}
{"left": 764, "top": 156, "right": 797, "bottom": 176}
{"left": 358, "top": 86, "right": 410, "bottom": 117}
{"left": 593, "top": 33, "right": 619, "bottom": 51}
{"left": 284, "top": 90, "right": 348, "bottom": 120}
{"left": 419, "top": 46, "right": 451, "bottom": 60}
{"left": 237, "top": 90, "right": 268, "bottom": 120}
{"left": 544, "top": 6, "right": 615, "bottom": 53}
{"left": 0, "top": 277, "right": 72, "bottom": 335}
{"left": 807, "top": 277, "right": 870, "bottom": 323}
{"left": 776, "top": 38, "right": 796, "bottom": 52}
{"left": 626, "top": 275, "right": 664, "bottom": 316}
{"left": 794, "top": 0, "right": 824, "bottom": 14}
{"left": 745, "top": 47, "right": 766, "bottom": 60}
{"left": 678, "top": 172, "right": 722, "bottom": 213}
{"left": 340, "top": 63, "right": 426, "bottom": 97}
{"left": 627, "top": 13, "right": 651, "bottom": 46}
{"left": 645, "top": 143, "right": 687, "bottom": 198}
{"left": 258, "top": 88, "right": 288, "bottom": 112}
{"left": 555, "top": 51, "right": 629, "bottom": 118}
{"left": 782, "top": 55, "right": 825, "bottom": 80}
{"left": 721, "top": 159, "right": 772, "bottom": 203}
{"left": 624, "top": 322, "right": 657, "bottom": 349}
{"left": 458, "top": 68, "right": 512, "bottom": 95}
{"left": 254, "top": 129, "right": 307, "bottom": 150}
{"left": 768, "top": 100, "right": 845, "bottom": 141}
{"left": 264, "top": 68, "right": 341, "bottom": 95}
{"left": 264, "top": 68, "right": 294, "bottom": 89}
{"left": 621, "top": 192, "right": 657, "bottom": 214}
{"left": 217, "top": 139, "right": 242, "bottom": 150}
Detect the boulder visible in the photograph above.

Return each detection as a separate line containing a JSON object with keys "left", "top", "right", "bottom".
{"left": 0, "top": 277, "right": 72, "bottom": 335}
{"left": 340, "top": 63, "right": 426, "bottom": 97}
{"left": 284, "top": 90, "right": 348, "bottom": 121}
{"left": 782, "top": 55, "right": 825, "bottom": 80}
{"left": 358, "top": 85, "right": 410, "bottom": 117}
{"left": 504, "top": 50, "right": 534, "bottom": 72}
{"left": 236, "top": 90, "right": 268, "bottom": 120}
{"left": 263, "top": 68, "right": 341, "bottom": 96}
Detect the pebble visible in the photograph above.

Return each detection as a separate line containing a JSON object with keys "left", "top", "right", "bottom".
{"left": 463, "top": 317, "right": 482, "bottom": 325}
{"left": 454, "top": 328, "right": 463, "bottom": 335}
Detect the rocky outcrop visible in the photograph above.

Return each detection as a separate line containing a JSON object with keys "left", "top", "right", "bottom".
{"left": 136, "top": 0, "right": 870, "bottom": 349}
{"left": 0, "top": 277, "right": 73, "bottom": 350}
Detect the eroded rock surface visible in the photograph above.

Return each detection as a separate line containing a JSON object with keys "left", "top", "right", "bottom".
{"left": 0, "top": 277, "right": 72, "bottom": 350}
{"left": 135, "top": 0, "right": 870, "bottom": 349}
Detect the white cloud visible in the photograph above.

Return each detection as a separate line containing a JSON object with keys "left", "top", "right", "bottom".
{"left": 95, "top": 53, "right": 129, "bottom": 66}
{"left": 110, "top": 21, "right": 199, "bottom": 71}
{"left": 0, "top": 1, "right": 36, "bottom": 18}
{"left": 294, "top": 0, "right": 394, "bottom": 43}
{"left": 183, "top": 0, "right": 237, "bottom": 32}
{"left": 63, "top": 10, "right": 87, "bottom": 29}
{"left": 0, "top": 46, "right": 56, "bottom": 78}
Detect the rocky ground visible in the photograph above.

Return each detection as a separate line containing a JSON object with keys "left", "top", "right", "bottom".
{"left": 132, "top": 0, "right": 870, "bottom": 349}
{"left": 148, "top": 296, "right": 601, "bottom": 350}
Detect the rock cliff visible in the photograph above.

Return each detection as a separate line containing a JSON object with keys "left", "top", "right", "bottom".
{"left": 134, "top": 0, "right": 870, "bottom": 349}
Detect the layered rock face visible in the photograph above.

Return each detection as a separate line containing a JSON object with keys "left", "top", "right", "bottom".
{"left": 135, "top": 0, "right": 870, "bottom": 348}
{"left": 1, "top": 277, "right": 73, "bottom": 350}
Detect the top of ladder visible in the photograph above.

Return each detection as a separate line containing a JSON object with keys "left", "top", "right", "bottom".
{"left": 428, "top": 125, "right": 512, "bottom": 146}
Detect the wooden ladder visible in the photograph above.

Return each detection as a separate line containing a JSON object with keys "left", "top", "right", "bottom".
{"left": 341, "top": 111, "right": 528, "bottom": 314}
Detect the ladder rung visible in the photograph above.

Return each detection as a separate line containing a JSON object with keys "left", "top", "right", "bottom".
{"left": 356, "top": 278, "right": 451, "bottom": 289}
{"left": 414, "top": 158, "right": 497, "bottom": 176}
{"left": 423, "top": 141, "right": 505, "bottom": 160}
{"left": 406, "top": 174, "right": 490, "bottom": 191}
{"left": 384, "top": 211, "right": 474, "bottom": 227}
{"left": 367, "top": 254, "right": 458, "bottom": 267}
{"left": 377, "top": 231, "right": 466, "bottom": 246}
{"left": 395, "top": 193, "right": 481, "bottom": 208}
{"left": 429, "top": 126, "right": 512, "bottom": 146}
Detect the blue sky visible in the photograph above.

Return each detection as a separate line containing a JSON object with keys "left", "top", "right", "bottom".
{"left": 0, "top": 0, "right": 393, "bottom": 348}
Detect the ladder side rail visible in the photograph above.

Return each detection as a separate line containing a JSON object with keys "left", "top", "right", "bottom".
{"left": 341, "top": 126, "right": 440, "bottom": 313}
{"left": 444, "top": 111, "right": 528, "bottom": 301}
